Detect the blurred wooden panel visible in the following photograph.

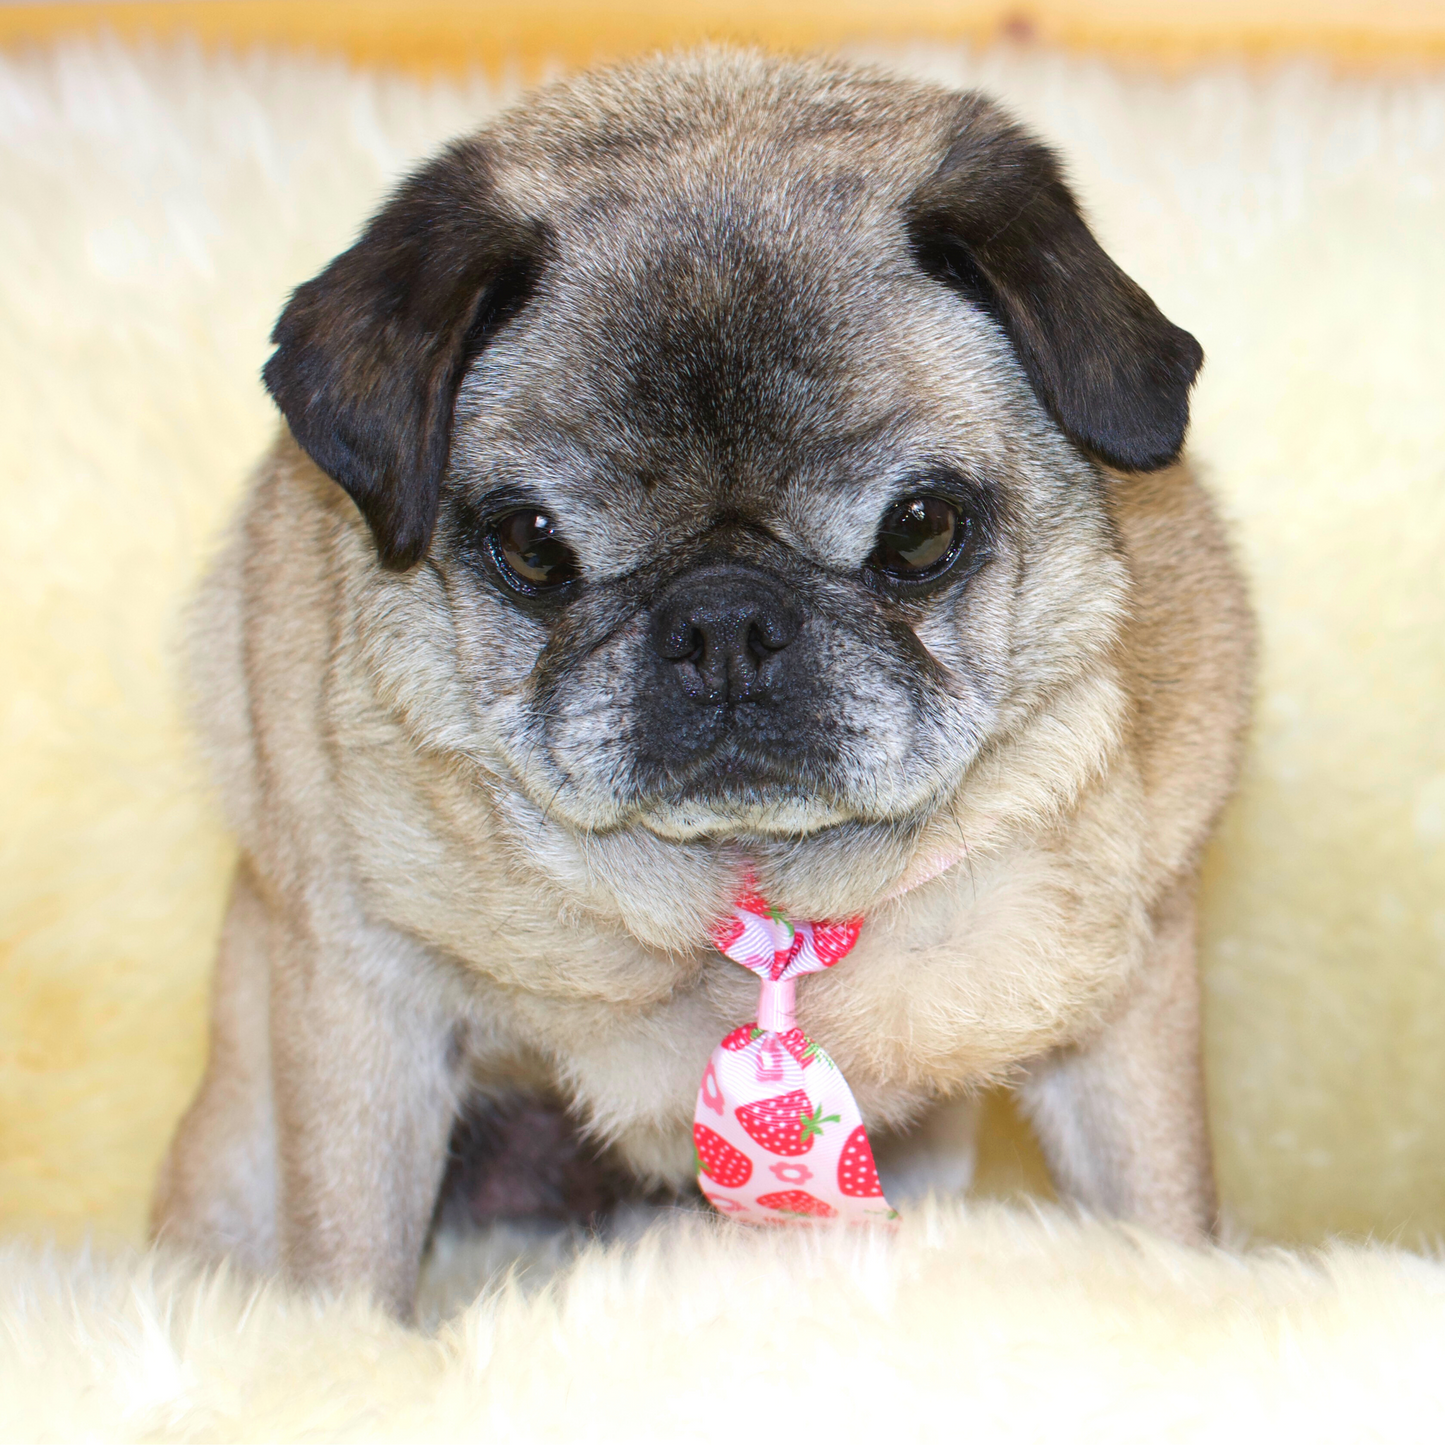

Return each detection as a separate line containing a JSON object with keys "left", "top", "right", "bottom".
{"left": 0, "top": 0, "right": 1442, "bottom": 75}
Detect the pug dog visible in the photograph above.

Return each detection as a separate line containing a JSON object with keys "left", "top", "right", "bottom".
{"left": 151, "top": 48, "right": 1253, "bottom": 1317}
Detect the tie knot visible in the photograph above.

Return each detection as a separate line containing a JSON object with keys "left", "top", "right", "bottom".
{"left": 709, "top": 887, "right": 862, "bottom": 982}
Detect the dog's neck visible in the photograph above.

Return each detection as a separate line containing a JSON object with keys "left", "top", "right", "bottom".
{"left": 491, "top": 783, "right": 974, "bottom": 952}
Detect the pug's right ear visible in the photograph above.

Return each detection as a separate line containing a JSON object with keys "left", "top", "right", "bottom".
{"left": 907, "top": 95, "right": 1202, "bottom": 473}
{"left": 263, "top": 138, "right": 546, "bottom": 570}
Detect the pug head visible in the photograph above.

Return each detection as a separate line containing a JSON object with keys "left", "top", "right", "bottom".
{"left": 262, "top": 53, "right": 1200, "bottom": 934}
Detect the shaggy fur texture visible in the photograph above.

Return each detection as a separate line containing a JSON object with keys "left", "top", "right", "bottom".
{"left": 2, "top": 39, "right": 1440, "bottom": 1250}
{"left": 0, "top": 34, "right": 1443, "bottom": 1436}
{"left": 5, "top": 1200, "right": 1445, "bottom": 1441}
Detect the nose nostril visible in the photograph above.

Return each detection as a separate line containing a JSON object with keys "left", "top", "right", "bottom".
{"left": 747, "top": 620, "right": 781, "bottom": 660}
{"left": 649, "top": 568, "right": 801, "bottom": 702}
{"left": 750, "top": 612, "right": 798, "bottom": 656}
{"left": 656, "top": 621, "right": 705, "bottom": 663}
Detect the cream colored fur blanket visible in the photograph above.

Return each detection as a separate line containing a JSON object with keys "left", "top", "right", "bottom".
{"left": 6, "top": 1201, "right": 1445, "bottom": 1440}
{"left": 2, "top": 37, "right": 1444, "bottom": 1442}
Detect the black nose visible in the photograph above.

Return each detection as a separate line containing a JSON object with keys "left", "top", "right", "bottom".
{"left": 649, "top": 566, "right": 801, "bottom": 704}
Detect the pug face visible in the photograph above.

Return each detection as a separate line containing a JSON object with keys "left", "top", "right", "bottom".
{"left": 263, "top": 53, "right": 1199, "bottom": 913}
{"left": 440, "top": 230, "right": 1090, "bottom": 848}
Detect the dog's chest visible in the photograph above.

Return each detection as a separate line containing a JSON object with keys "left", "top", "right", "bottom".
{"left": 460, "top": 840, "right": 1142, "bottom": 1160}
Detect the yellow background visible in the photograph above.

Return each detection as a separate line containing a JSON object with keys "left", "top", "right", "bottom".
{"left": 1, "top": 4, "right": 1442, "bottom": 1248}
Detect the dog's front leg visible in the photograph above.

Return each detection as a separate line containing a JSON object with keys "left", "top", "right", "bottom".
{"left": 1017, "top": 879, "right": 1217, "bottom": 1243}
{"left": 269, "top": 912, "right": 461, "bottom": 1318}
{"left": 152, "top": 860, "right": 278, "bottom": 1271}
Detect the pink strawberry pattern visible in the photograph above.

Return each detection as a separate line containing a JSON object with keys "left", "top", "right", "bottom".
{"left": 736, "top": 887, "right": 774, "bottom": 917}
{"left": 777, "top": 1027, "right": 818, "bottom": 1068}
{"left": 756, "top": 1190, "right": 837, "bottom": 1219}
{"left": 694, "top": 880, "right": 897, "bottom": 1227}
{"left": 836, "top": 1125, "right": 884, "bottom": 1198}
{"left": 710, "top": 914, "right": 746, "bottom": 953}
{"left": 694, "top": 1124, "right": 753, "bottom": 1187}
{"left": 736, "top": 1090, "right": 839, "bottom": 1157}
{"left": 810, "top": 920, "right": 862, "bottom": 966}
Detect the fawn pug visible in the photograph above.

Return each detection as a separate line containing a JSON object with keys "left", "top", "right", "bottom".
{"left": 153, "top": 49, "right": 1252, "bottom": 1316}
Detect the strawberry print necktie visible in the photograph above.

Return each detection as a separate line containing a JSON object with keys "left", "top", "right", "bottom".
{"left": 693, "top": 885, "right": 897, "bottom": 1225}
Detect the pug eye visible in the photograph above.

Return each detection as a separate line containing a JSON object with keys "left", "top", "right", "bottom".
{"left": 869, "top": 495, "right": 962, "bottom": 578}
{"left": 486, "top": 508, "right": 581, "bottom": 593}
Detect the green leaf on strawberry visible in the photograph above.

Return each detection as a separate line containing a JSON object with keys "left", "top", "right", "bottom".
{"left": 735, "top": 1090, "right": 840, "bottom": 1156}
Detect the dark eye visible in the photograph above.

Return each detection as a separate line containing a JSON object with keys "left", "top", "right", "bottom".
{"left": 487, "top": 509, "right": 581, "bottom": 593}
{"left": 869, "top": 495, "right": 962, "bottom": 578}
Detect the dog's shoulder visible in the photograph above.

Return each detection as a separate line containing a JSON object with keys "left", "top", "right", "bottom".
{"left": 188, "top": 433, "right": 363, "bottom": 865}
{"left": 1109, "top": 462, "right": 1255, "bottom": 878}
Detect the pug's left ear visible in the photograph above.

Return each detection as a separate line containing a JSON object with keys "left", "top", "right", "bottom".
{"left": 263, "top": 137, "right": 547, "bottom": 570}
{"left": 907, "top": 95, "right": 1202, "bottom": 473}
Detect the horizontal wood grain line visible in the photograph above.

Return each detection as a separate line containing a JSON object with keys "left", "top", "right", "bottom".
{"left": 1, "top": 0, "right": 1443, "bottom": 75}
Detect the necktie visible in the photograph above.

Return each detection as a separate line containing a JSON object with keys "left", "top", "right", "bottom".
{"left": 692, "top": 883, "right": 898, "bottom": 1224}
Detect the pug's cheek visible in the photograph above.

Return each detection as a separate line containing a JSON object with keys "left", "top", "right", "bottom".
{"left": 449, "top": 585, "right": 550, "bottom": 690}
{"left": 805, "top": 635, "right": 978, "bottom": 817}
{"left": 546, "top": 716, "right": 646, "bottom": 819}
{"left": 820, "top": 694, "right": 969, "bottom": 817}
{"left": 520, "top": 652, "right": 650, "bottom": 825}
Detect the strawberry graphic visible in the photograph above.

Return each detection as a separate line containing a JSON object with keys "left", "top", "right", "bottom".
{"left": 809, "top": 920, "right": 862, "bottom": 967}
{"left": 777, "top": 1028, "right": 818, "bottom": 1068}
{"left": 722, "top": 1024, "right": 762, "bottom": 1052}
{"left": 735, "top": 1090, "right": 839, "bottom": 1156}
{"left": 710, "top": 914, "right": 746, "bottom": 952}
{"left": 736, "top": 888, "right": 773, "bottom": 917}
{"left": 756, "top": 1189, "right": 836, "bottom": 1219}
{"left": 693, "top": 1124, "right": 752, "bottom": 1187}
{"left": 837, "top": 1125, "right": 884, "bottom": 1197}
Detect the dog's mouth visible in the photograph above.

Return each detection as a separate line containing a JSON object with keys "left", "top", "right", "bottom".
{"left": 632, "top": 788, "right": 859, "bottom": 842}
{"left": 621, "top": 733, "right": 864, "bottom": 839}
{"left": 509, "top": 694, "right": 957, "bottom": 842}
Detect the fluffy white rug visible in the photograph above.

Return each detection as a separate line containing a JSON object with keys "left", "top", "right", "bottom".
{"left": 2, "top": 35, "right": 1444, "bottom": 1443}
{"left": 5, "top": 1200, "right": 1445, "bottom": 1442}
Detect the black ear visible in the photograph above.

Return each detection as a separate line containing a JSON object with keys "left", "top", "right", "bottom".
{"left": 263, "top": 138, "right": 546, "bottom": 569}
{"left": 907, "top": 96, "right": 1202, "bottom": 473}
